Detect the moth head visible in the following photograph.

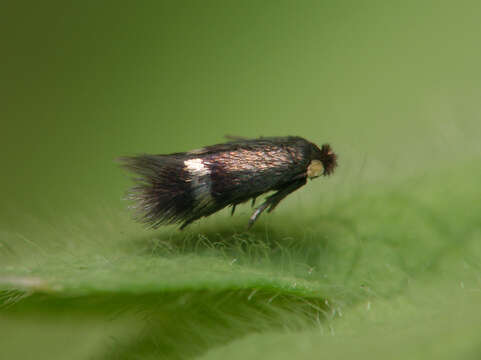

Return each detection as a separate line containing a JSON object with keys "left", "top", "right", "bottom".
{"left": 308, "top": 143, "right": 337, "bottom": 178}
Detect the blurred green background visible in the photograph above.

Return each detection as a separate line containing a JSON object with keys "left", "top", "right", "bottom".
{"left": 1, "top": 1, "right": 481, "bottom": 359}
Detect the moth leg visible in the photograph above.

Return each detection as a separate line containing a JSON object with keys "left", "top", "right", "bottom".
{"left": 251, "top": 197, "right": 257, "bottom": 207}
{"left": 247, "top": 179, "right": 306, "bottom": 229}
{"left": 231, "top": 204, "right": 236, "bottom": 216}
{"left": 248, "top": 202, "right": 270, "bottom": 229}
{"left": 266, "top": 179, "right": 306, "bottom": 213}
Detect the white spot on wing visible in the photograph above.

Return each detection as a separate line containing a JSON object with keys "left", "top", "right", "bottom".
{"left": 184, "top": 158, "right": 209, "bottom": 176}
{"left": 184, "top": 158, "right": 212, "bottom": 209}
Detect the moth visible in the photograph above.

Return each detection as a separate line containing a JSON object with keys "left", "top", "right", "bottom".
{"left": 120, "top": 136, "right": 337, "bottom": 229}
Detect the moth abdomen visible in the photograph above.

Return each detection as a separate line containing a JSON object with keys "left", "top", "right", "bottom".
{"left": 120, "top": 136, "right": 337, "bottom": 229}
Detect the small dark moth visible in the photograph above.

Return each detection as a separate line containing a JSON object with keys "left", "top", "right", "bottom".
{"left": 120, "top": 136, "right": 337, "bottom": 229}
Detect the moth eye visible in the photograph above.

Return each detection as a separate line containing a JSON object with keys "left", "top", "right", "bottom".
{"left": 307, "top": 160, "right": 323, "bottom": 179}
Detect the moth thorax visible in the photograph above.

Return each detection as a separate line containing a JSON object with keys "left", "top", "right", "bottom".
{"left": 307, "top": 160, "right": 324, "bottom": 179}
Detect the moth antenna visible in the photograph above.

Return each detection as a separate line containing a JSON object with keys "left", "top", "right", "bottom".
{"left": 224, "top": 134, "right": 248, "bottom": 141}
